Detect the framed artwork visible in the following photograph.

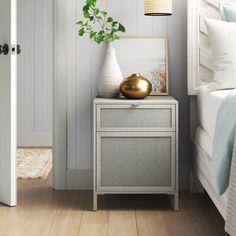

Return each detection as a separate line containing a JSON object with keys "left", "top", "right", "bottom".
{"left": 112, "top": 37, "right": 169, "bottom": 96}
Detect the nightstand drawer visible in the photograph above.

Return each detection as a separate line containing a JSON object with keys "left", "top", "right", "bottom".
{"left": 97, "top": 104, "right": 176, "bottom": 132}
{"left": 96, "top": 132, "right": 176, "bottom": 193}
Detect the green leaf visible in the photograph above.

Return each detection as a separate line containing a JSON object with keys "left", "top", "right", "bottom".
{"left": 113, "top": 35, "right": 120, "bottom": 40}
{"left": 94, "top": 37, "right": 100, "bottom": 44}
{"left": 111, "top": 29, "right": 118, "bottom": 35}
{"left": 101, "top": 11, "right": 107, "bottom": 16}
{"left": 118, "top": 23, "right": 125, "bottom": 32}
{"left": 97, "top": 16, "right": 103, "bottom": 21}
{"left": 94, "top": 34, "right": 104, "bottom": 44}
{"left": 98, "top": 30, "right": 105, "bottom": 35}
{"left": 107, "top": 17, "right": 113, "bottom": 23}
{"left": 83, "top": 5, "right": 89, "bottom": 12}
{"left": 94, "top": 8, "right": 99, "bottom": 14}
{"left": 83, "top": 11, "right": 90, "bottom": 18}
{"left": 107, "top": 34, "right": 113, "bottom": 39}
{"left": 90, "top": 32, "right": 97, "bottom": 39}
{"left": 86, "top": 0, "right": 96, "bottom": 6}
{"left": 76, "top": 21, "right": 83, "bottom": 25}
{"left": 84, "top": 20, "right": 90, "bottom": 26}
{"left": 107, "top": 34, "right": 120, "bottom": 41}
{"left": 112, "top": 21, "right": 118, "bottom": 27}
{"left": 78, "top": 28, "right": 85, "bottom": 36}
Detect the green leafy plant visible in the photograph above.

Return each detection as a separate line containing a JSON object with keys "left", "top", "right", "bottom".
{"left": 77, "top": 0, "right": 126, "bottom": 44}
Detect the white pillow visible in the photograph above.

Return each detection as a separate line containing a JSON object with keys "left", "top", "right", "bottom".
{"left": 204, "top": 18, "right": 236, "bottom": 90}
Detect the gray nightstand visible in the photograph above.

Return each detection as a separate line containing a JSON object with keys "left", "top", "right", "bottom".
{"left": 93, "top": 96, "right": 179, "bottom": 211}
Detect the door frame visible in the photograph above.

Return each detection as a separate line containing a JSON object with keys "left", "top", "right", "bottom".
{"left": 52, "top": 0, "right": 67, "bottom": 189}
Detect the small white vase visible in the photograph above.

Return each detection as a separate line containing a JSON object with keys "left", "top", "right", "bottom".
{"left": 98, "top": 42, "right": 123, "bottom": 98}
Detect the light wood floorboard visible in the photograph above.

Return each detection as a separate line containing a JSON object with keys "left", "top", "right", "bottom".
{"left": 78, "top": 192, "right": 109, "bottom": 236}
{"left": 159, "top": 193, "right": 198, "bottom": 236}
{"left": 109, "top": 195, "right": 138, "bottom": 236}
{"left": 48, "top": 190, "right": 86, "bottom": 236}
{"left": 19, "top": 188, "right": 63, "bottom": 235}
{"left": 0, "top": 178, "right": 47, "bottom": 236}
{"left": 135, "top": 195, "right": 168, "bottom": 236}
{"left": 0, "top": 176, "right": 228, "bottom": 236}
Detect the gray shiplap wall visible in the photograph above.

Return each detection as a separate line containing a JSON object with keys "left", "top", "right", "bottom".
{"left": 67, "top": 0, "right": 189, "bottom": 189}
{"left": 17, "top": 0, "right": 53, "bottom": 146}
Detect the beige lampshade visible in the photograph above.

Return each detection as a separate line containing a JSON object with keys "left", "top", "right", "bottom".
{"left": 144, "top": 0, "right": 172, "bottom": 16}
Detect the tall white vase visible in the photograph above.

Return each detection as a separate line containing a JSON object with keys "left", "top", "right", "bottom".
{"left": 98, "top": 43, "right": 123, "bottom": 98}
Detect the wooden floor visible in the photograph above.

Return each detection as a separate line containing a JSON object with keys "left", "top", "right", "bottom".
{"left": 0, "top": 175, "right": 228, "bottom": 236}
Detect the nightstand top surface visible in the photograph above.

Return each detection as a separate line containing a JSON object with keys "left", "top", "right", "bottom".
{"left": 94, "top": 96, "right": 178, "bottom": 104}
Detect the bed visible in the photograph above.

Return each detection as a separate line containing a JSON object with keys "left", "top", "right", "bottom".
{"left": 193, "top": 86, "right": 232, "bottom": 219}
{"left": 188, "top": 0, "right": 236, "bottom": 222}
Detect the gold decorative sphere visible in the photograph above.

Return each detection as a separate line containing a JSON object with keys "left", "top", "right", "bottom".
{"left": 120, "top": 73, "right": 152, "bottom": 99}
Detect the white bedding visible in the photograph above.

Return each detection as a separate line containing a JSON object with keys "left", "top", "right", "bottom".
{"left": 197, "top": 85, "right": 233, "bottom": 138}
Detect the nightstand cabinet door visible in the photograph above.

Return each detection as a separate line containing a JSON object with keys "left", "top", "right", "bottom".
{"left": 97, "top": 132, "right": 176, "bottom": 193}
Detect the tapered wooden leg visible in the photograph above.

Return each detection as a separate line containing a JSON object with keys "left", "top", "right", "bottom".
{"left": 93, "top": 192, "right": 97, "bottom": 211}
{"left": 170, "top": 193, "right": 179, "bottom": 211}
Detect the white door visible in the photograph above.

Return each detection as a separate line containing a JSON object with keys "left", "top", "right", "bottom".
{"left": 0, "top": 0, "right": 17, "bottom": 206}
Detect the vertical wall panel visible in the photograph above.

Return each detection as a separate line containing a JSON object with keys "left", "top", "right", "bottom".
{"left": 136, "top": 0, "right": 153, "bottom": 36}
{"left": 122, "top": 0, "right": 137, "bottom": 36}
{"left": 43, "top": 0, "right": 53, "bottom": 132}
{"left": 35, "top": 0, "right": 53, "bottom": 132}
{"left": 35, "top": 0, "right": 45, "bottom": 131}
{"left": 153, "top": 17, "right": 168, "bottom": 37}
{"left": 18, "top": 0, "right": 35, "bottom": 133}
{"left": 76, "top": 37, "right": 93, "bottom": 170}
{"left": 24, "top": 0, "right": 35, "bottom": 132}
{"left": 17, "top": 0, "right": 53, "bottom": 145}
{"left": 67, "top": 0, "right": 77, "bottom": 169}
{"left": 107, "top": 0, "right": 123, "bottom": 23}
{"left": 75, "top": 0, "right": 93, "bottom": 170}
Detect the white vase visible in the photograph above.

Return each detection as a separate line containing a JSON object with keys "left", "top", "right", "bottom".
{"left": 98, "top": 42, "right": 123, "bottom": 98}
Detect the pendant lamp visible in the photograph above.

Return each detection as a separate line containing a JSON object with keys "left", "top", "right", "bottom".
{"left": 144, "top": 0, "right": 172, "bottom": 16}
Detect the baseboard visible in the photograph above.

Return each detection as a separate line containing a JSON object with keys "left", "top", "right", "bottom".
{"left": 66, "top": 169, "right": 189, "bottom": 190}
{"left": 66, "top": 169, "right": 93, "bottom": 190}
{"left": 18, "top": 132, "right": 52, "bottom": 147}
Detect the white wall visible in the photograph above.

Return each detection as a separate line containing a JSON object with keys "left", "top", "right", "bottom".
{"left": 67, "top": 0, "right": 189, "bottom": 189}
{"left": 17, "top": 0, "right": 53, "bottom": 147}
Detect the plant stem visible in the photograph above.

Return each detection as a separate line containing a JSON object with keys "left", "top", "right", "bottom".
{"left": 91, "top": 7, "right": 105, "bottom": 31}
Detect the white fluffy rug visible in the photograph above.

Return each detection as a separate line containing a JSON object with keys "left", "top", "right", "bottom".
{"left": 17, "top": 148, "right": 52, "bottom": 179}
